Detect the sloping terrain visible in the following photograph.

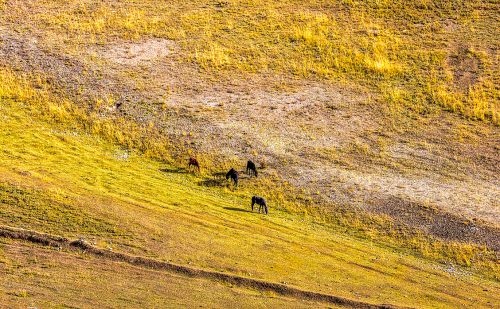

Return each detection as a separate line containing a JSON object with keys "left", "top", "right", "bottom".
{"left": 0, "top": 0, "right": 499, "bottom": 307}
{"left": 0, "top": 0, "right": 498, "bottom": 247}
{"left": 0, "top": 79, "right": 499, "bottom": 308}
{"left": 0, "top": 240, "right": 335, "bottom": 308}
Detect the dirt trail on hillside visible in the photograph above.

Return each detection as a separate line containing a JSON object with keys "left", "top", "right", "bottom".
{"left": 1, "top": 28, "right": 499, "bottom": 251}
{"left": 0, "top": 225, "right": 402, "bottom": 309}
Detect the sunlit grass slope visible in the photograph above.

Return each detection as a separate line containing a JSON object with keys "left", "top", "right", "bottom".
{"left": 0, "top": 65, "right": 497, "bottom": 276}
{"left": 0, "top": 73, "right": 499, "bottom": 307}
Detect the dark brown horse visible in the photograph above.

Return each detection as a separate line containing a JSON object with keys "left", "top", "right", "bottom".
{"left": 188, "top": 157, "right": 200, "bottom": 172}
{"left": 246, "top": 160, "right": 258, "bottom": 177}
{"left": 251, "top": 196, "right": 268, "bottom": 214}
{"left": 226, "top": 168, "right": 239, "bottom": 187}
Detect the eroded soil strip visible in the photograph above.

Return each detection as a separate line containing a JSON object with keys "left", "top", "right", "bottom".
{"left": 0, "top": 225, "right": 403, "bottom": 309}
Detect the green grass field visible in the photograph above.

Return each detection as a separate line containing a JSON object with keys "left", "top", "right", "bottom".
{"left": 1, "top": 240, "right": 338, "bottom": 308}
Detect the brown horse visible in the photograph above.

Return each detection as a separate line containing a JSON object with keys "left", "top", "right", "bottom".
{"left": 188, "top": 157, "right": 200, "bottom": 172}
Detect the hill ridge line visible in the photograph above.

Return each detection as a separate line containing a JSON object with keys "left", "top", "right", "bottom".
{"left": 0, "top": 225, "right": 407, "bottom": 308}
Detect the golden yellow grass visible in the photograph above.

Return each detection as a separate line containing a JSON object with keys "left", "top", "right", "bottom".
{"left": 0, "top": 68, "right": 499, "bottom": 308}
{"left": 0, "top": 1, "right": 499, "bottom": 306}
{"left": 1, "top": 66, "right": 498, "bottom": 274}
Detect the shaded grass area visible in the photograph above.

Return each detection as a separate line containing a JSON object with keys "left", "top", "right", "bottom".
{"left": 0, "top": 183, "right": 121, "bottom": 236}
{"left": 0, "top": 226, "right": 384, "bottom": 309}
{"left": 0, "top": 240, "right": 331, "bottom": 308}
{"left": 0, "top": 69, "right": 499, "bottom": 307}
{"left": 1, "top": 0, "right": 498, "bottom": 123}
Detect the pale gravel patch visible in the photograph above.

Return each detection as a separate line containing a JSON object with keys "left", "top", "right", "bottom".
{"left": 101, "top": 39, "right": 176, "bottom": 66}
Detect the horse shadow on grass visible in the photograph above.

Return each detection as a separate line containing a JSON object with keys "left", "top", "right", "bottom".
{"left": 159, "top": 168, "right": 187, "bottom": 174}
{"left": 223, "top": 207, "right": 251, "bottom": 213}
{"left": 198, "top": 178, "right": 226, "bottom": 187}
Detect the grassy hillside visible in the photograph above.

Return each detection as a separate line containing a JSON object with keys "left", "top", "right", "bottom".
{"left": 0, "top": 0, "right": 499, "bottom": 307}
{"left": 1, "top": 1, "right": 498, "bottom": 239}
{"left": 0, "top": 68, "right": 499, "bottom": 307}
{"left": 2, "top": 0, "right": 498, "bottom": 123}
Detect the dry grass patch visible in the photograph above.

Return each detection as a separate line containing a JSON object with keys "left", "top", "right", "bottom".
{"left": 2, "top": 0, "right": 498, "bottom": 123}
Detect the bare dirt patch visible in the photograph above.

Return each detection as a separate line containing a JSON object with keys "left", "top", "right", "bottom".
{"left": 101, "top": 39, "right": 176, "bottom": 66}
{"left": 366, "top": 195, "right": 500, "bottom": 251}
{"left": 448, "top": 45, "right": 482, "bottom": 92}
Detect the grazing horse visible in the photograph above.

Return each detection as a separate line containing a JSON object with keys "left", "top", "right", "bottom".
{"left": 226, "top": 168, "right": 239, "bottom": 187}
{"left": 246, "top": 160, "right": 258, "bottom": 177}
{"left": 251, "top": 196, "right": 268, "bottom": 214}
{"left": 188, "top": 157, "right": 200, "bottom": 172}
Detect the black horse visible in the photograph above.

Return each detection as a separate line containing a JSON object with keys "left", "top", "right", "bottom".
{"left": 226, "top": 168, "right": 239, "bottom": 187}
{"left": 246, "top": 160, "right": 258, "bottom": 177}
{"left": 251, "top": 196, "right": 268, "bottom": 214}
